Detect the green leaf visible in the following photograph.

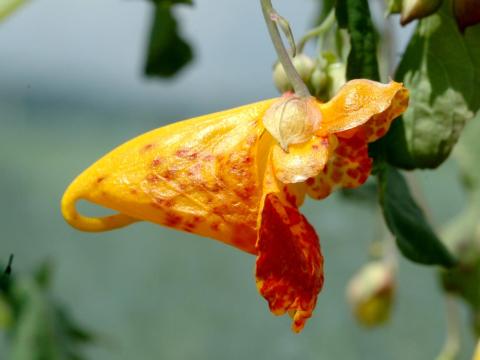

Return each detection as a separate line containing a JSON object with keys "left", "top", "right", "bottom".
{"left": 145, "top": 2, "right": 193, "bottom": 78}
{"left": 335, "top": 0, "right": 380, "bottom": 81}
{"left": 10, "top": 280, "right": 62, "bottom": 360}
{"left": 386, "top": 1, "right": 480, "bottom": 169}
{"left": 9, "top": 275, "right": 94, "bottom": 360}
{"left": 377, "top": 163, "right": 456, "bottom": 267}
{"left": 454, "top": 112, "right": 480, "bottom": 189}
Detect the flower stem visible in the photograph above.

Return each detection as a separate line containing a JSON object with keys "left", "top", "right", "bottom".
{"left": 260, "top": 0, "right": 310, "bottom": 98}
{"left": 297, "top": 9, "right": 335, "bottom": 53}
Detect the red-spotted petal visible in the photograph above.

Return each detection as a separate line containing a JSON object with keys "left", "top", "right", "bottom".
{"left": 343, "top": 86, "right": 409, "bottom": 143}
{"left": 256, "top": 193, "right": 324, "bottom": 333}
{"left": 306, "top": 81, "right": 408, "bottom": 200}
{"left": 306, "top": 136, "right": 371, "bottom": 200}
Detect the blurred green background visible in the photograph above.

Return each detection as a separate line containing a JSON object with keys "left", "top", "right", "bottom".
{"left": 0, "top": 0, "right": 476, "bottom": 359}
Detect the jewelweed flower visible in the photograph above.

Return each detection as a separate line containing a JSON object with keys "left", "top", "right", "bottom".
{"left": 61, "top": 79, "right": 408, "bottom": 332}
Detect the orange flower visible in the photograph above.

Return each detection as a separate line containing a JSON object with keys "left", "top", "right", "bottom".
{"left": 61, "top": 79, "right": 408, "bottom": 332}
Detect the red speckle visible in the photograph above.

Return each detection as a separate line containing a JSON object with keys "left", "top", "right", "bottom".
{"left": 142, "top": 143, "right": 154, "bottom": 152}
{"left": 243, "top": 156, "right": 252, "bottom": 164}
{"left": 152, "top": 197, "right": 175, "bottom": 209}
{"left": 212, "top": 205, "right": 229, "bottom": 216}
{"left": 234, "top": 184, "right": 256, "bottom": 200}
{"left": 305, "top": 178, "right": 315, "bottom": 186}
{"left": 152, "top": 157, "right": 163, "bottom": 167}
{"left": 184, "top": 222, "right": 196, "bottom": 230}
{"left": 375, "top": 127, "right": 386, "bottom": 138}
{"left": 146, "top": 174, "right": 160, "bottom": 184}
{"left": 162, "top": 170, "right": 175, "bottom": 180}
{"left": 210, "top": 222, "right": 221, "bottom": 231}
{"left": 283, "top": 186, "right": 297, "bottom": 207}
{"left": 130, "top": 189, "right": 138, "bottom": 195}
{"left": 165, "top": 212, "right": 182, "bottom": 227}
{"left": 176, "top": 148, "right": 198, "bottom": 159}
{"left": 346, "top": 168, "right": 359, "bottom": 179}
{"left": 332, "top": 170, "right": 342, "bottom": 183}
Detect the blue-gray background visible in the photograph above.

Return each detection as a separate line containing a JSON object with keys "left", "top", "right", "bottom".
{"left": 0, "top": 0, "right": 475, "bottom": 359}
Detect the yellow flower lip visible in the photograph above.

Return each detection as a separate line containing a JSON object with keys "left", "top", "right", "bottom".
{"left": 262, "top": 94, "right": 322, "bottom": 152}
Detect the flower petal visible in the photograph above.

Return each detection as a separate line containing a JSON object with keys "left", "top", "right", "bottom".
{"left": 307, "top": 80, "right": 409, "bottom": 200}
{"left": 271, "top": 135, "right": 332, "bottom": 184}
{"left": 256, "top": 192, "right": 324, "bottom": 333}
{"left": 317, "top": 80, "right": 408, "bottom": 136}
{"left": 61, "top": 99, "right": 276, "bottom": 254}
{"left": 344, "top": 83, "right": 410, "bottom": 143}
{"left": 306, "top": 136, "right": 371, "bottom": 200}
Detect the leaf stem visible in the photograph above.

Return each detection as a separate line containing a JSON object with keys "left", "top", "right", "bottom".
{"left": 260, "top": 0, "right": 310, "bottom": 98}
{"left": 297, "top": 9, "right": 335, "bottom": 53}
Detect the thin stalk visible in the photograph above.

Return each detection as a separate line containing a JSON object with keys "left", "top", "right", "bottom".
{"left": 297, "top": 9, "right": 335, "bottom": 53}
{"left": 436, "top": 295, "right": 461, "bottom": 360}
{"left": 260, "top": 0, "right": 310, "bottom": 98}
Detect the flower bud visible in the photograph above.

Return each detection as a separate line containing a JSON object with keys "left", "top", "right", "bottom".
{"left": 454, "top": 0, "right": 480, "bottom": 32}
{"left": 400, "top": 0, "right": 443, "bottom": 26}
{"left": 262, "top": 94, "right": 321, "bottom": 151}
{"left": 310, "top": 66, "right": 328, "bottom": 98}
{"left": 273, "top": 54, "right": 315, "bottom": 94}
{"left": 326, "top": 62, "right": 346, "bottom": 100}
{"left": 346, "top": 262, "right": 395, "bottom": 327}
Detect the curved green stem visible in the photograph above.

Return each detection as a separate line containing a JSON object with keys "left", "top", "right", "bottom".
{"left": 297, "top": 9, "right": 336, "bottom": 53}
{"left": 260, "top": 0, "right": 310, "bottom": 98}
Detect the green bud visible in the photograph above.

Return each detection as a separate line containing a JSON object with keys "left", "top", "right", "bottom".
{"left": 310, "top": 66, "right": 328, "bottom": 98}
{"left": 400, "top": 0, "right": 443, "bottom": 25}
{"left": 347, "top": 262, "right": 395, "bottom": 327}
{"left": 272, "top": 54, "right": 315, "bottom": 94}
{"left": 326, "top": 62, "right": 346, "bottom": 99}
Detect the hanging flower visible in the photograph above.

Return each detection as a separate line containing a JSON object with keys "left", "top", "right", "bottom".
{"left": 61, "top": 79, "right": 408, "bottom": 333}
